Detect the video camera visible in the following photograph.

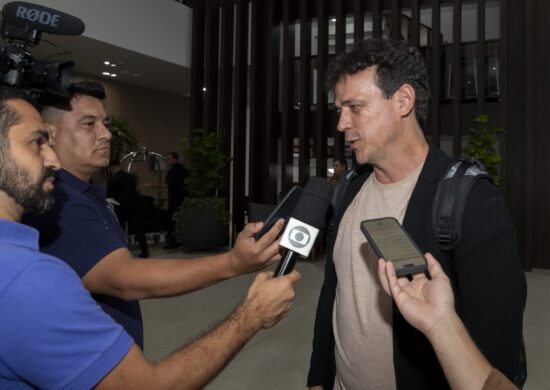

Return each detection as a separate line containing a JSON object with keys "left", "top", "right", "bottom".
{"left": 0, "top": 1, "right": 85, "bottom": 96}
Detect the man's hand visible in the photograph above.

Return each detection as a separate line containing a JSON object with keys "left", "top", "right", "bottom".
{"left": 377, "top": 253, "right": 455, "bottom": 338}
{"left": 241, "top": 270, "right": 301, "bottom": 329}
{"left": 228, "top": 219, "right": 285, "bottom": 274}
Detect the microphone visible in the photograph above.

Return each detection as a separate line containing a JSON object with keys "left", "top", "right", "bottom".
{"left": 2, "top": 1, "right": 85, "bottom": 36}
{"left": 274, "top": 177, "right": 334, "bottom": 277}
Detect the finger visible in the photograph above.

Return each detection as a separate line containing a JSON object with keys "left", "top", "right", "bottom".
{"left": 266, "top": 253, "right": 282, "bottom": 265}
{"left": 283, "top": 270, "right": 301, "bottom": 284}
{"left": 377, "top": 258, "right": 391, "bottom": 294}
{"left": 254, "top": 271, "right": 271, "bottom": 283}
{"left": 424, "top": 253, "right": 448, "bottom": 281}
{"left": 385, "top": 261, "right": 403, "bottom": 299}
{"left": 239, "top": 222, "right": 261, "bottom": 238}
{"left": 410, "top": 271, "right": 428, "bottom": 281}
{"left": 377, "top": 258, "right": 387, "bottom": 280}
{"left": 261, "top": 238, "right": 283, "bottom": 262}
{"left": 257, "top": 219, "right": 285, "bottom": 245}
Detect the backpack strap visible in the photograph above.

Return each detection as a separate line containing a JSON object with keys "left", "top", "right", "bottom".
{"left": 432, "top": 156, "right": 491, "bottom": 252}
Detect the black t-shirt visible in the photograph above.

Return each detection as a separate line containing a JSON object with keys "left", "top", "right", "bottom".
{"left": 165, "top": 162, "right": 188, "bottom": 201}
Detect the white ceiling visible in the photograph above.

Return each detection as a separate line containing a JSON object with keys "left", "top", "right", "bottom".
{"left": 25, "top": 33, "right": 191, "bottom": 96}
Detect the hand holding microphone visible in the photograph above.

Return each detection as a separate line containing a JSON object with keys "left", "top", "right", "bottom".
{"left": 274, "top": 177, "right": 333, "bottom": 277}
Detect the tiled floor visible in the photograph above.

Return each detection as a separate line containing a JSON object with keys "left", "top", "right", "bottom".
{"left": 140, "top": 246, "right": 550, "bottom": 389}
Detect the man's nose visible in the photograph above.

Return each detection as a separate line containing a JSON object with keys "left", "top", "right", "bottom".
{"left": 43, "top": 144, "right": 60, "bottom": 170}
{"left": 337, "top": 109, "right": 351, "bottom": 132}
{"left": 99, "top": 122, "right": 112, "bottom": 141}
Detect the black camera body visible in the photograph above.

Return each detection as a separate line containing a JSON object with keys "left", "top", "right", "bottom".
{"left": 0, "top": 1, "right": 85, "bottom": 96}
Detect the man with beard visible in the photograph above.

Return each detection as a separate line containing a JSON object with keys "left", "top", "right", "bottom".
{"left": 0, "top": 86, "right": 300, "bottom": 389}
{"left": 23, "top": 81, "right": 287, "bottom": 349}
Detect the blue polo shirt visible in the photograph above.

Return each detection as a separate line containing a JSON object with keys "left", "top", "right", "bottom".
{"left": 0, "top": 219, "right": 133, "bottom": 389}
{"left": 23, "top": 169, "right": 144, "bottom": 348}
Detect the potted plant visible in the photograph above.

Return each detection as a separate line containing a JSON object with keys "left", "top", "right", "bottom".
{"left": 462, "top": 114, "right": 505, "bottom": 186}
{"left": 176, "top": 128, "right": 230, "bottom": 251}
{"left": 109, "top": 116, "right": 138, "bottom": 166}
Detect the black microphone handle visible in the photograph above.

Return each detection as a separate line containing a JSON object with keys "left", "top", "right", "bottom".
{"left": 274, "top": 248, "right": 300, "bottom": 277}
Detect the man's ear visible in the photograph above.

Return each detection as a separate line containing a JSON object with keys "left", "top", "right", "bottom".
{"left": 45, "top": 124, "right": 57, "bottom": 146}
{"left": 395, "top": 84, "right": 416, "bottom": 118}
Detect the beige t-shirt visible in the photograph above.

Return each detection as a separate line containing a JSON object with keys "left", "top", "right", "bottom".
{"left": 333, "top": 162, "right": 423, "bottom": 390}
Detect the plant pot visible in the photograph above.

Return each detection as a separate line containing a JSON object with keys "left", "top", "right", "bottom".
{"left": 176, "top": 201, "right": 228, "bottom": 251}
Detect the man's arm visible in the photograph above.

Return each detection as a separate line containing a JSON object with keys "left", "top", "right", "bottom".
{"left": 377, "top": 254, "right": 516, "bottom": 390}
{"left": 95, "top": 271, "right": 301, "bottom": 389}
{"left": 83, "top": 220, "right": 285, "bottom": 300}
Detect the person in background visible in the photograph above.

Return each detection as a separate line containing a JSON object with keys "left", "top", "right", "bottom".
{"left": 377, "top": 253, "right": 518, "bottom": 390}
{"left": 328, "top": 158, "right": 348, "bottom": 188}
{"left": 162, "top": 151, "right": 188, "bottom": 248}
{"left": 107, "top": 162, "right": 150, "bottom": 258}
{"left": 0, "top": 86, "right": 300, "bottom": 389}
{"left": 23, "top": 81, "right": 287, "bottom": 351}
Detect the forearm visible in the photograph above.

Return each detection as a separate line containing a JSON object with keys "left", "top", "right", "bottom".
{"left": 152, "top": 301, "right": 262, "bottom": 389}
{"left": 96, "top": 302, "right": 262, "bottom": 390}
{"left": 85, "top": 249, "right": 241, "bottom": 300}
{"left": 429, "top": 312, "right": 492, "bottom": 390}
{"left": 121, "top": 252, "right": 240, "bottom": 300}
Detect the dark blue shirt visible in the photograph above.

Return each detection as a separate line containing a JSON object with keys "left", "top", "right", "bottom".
{"left": 23, "top": 169, "right": 144, "bottom": 348}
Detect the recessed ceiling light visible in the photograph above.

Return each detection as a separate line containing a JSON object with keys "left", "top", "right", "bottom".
{"left": 202, "top": 87, "right": 207, "bottom": 92}
{"left": 330, "top": 18, "right": 337, "bottom": 22}
{"left": 110, "top": 74, "right": 117, "bottom": 77}
{"left": 110, "top": 63, "right": 117, "bottom": 67}
{"left": 102, "top": 71, "right": 110, "bottom": 76}
{"left": 103, "top": 61, "right": 110, "bottom": 65}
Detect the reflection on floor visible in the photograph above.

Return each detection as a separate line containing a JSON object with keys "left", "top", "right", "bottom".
{"left": 139, "top": 247, "right": 550, "bottom": 390}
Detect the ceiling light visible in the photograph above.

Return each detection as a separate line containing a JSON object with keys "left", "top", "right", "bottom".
{"left": 102, "top": 71, "right": 110, "bottom": 76}
{"left": 202, "top": 87, "right": 207, "bottom": 92}
{"left": 103, "top": 61, "right": 110, "bottom": 65}
{"left": 330, "top": 18, "right": 337, "bottom": 22}
{"left": 110, "top": 63, "right": 117, "bottom": 67}
{"left": 110, "top": 74, "right": 117, "bottom": 77}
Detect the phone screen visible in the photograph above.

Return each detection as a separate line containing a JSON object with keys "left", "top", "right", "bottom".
{"left": 360, "top": 217, "right": 426, "bottom": 276}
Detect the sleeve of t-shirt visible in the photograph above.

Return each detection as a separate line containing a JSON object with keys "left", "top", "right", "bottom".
{"left": 40, "top": 192, "right": 127, "bottom": 277}
{"left": 0, "top": 256, "right": 133, "bottom": 389}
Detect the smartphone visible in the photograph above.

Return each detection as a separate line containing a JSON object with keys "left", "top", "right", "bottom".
{"left": 360, "top": 217, "right": 427, "bottom": 277}
{"left": 254, "top": 186, "right": 303, "bottom": 240}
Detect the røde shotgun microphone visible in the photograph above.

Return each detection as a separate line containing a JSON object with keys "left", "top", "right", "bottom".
{"left": 274, "top": 177, "right": 334, "bottom": 277}
{"left": 2, "top": 1, "right": 85, "bottom": 37}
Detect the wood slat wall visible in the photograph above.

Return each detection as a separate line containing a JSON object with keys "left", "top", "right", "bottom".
{"left": 191, "top": 0, "right": 549, "bottom": 269}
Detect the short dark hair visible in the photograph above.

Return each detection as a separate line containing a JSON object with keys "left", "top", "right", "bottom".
{"left": 40, "top": 81, "right": 106, "bottom": 111}
{"left": 334, "top": 158, "right": 348, "bottom": 170}
{"left": 0, "top": 87, "right": 40, "bottom": 141}
{"left": 167, "top": 151, "right": 179, "bottom": 160}
{"left": 326, "top": 38, "right": 430, "bottom": 127}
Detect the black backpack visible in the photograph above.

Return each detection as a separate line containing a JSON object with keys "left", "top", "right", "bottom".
{"left": 432, "top": 155, "right": 527, "bottom": 388}
{"left": 432, "top": 155, "right": 490, "bottom": 251}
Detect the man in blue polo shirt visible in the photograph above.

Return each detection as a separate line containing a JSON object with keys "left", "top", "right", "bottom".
{"left": 1, "top": 86, "right": 300, "bottom": 388}
{"left": 24, "top": 81, "right": 286, "bottom": 348}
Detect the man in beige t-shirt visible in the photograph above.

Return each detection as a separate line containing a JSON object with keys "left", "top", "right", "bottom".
{"left": 307, "top": 38, "right": 526, "bottom": 390}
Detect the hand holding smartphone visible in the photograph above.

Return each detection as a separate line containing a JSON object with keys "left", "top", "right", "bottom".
{"left": 360, "top": 217, "right": 427, "bottom": 277}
